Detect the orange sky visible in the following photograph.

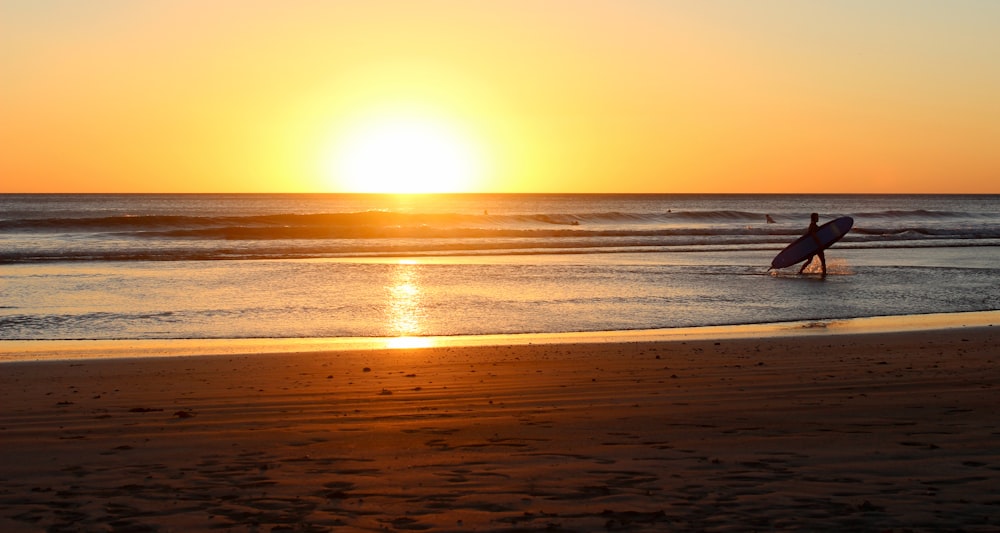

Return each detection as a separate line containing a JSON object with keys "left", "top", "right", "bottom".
{"left": 2, "top": 1, "right": 999, "bottom": 193}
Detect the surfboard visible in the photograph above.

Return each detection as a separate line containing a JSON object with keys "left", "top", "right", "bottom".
{"left": 770, "top": 216, "right": 853, "bottom": 270}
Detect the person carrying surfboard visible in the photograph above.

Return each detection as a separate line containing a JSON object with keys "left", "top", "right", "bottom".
{"left": 769, "top": 214, "right": 852, "bottom": 273}
{"left": 798, "top": 213, "right": 827, "bottom": 276}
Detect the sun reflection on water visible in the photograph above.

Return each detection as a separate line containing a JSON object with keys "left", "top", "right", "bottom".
{"left": 385, "top": 260, "right": 427, "bottom": 342}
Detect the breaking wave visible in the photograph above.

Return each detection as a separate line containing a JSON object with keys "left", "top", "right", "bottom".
{"left": 2, "top": 195, "right": 998, "bottom": 262}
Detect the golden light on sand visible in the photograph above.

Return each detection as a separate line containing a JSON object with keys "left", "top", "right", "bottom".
{"left": 325, "top": 111, "right": 486, "bottom": 193}
{"left": 385, "top": 336, "right": 435, "bottom": 349}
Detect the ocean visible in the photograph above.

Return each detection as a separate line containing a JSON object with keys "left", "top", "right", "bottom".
{"left": 1, "top": 194, "right": 998, "bottom": 346}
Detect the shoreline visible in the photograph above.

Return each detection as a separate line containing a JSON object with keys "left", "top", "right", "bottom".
{"left": 1, "top": 309, "right": 997, "bottom": 362}
{"left": 1, "top": 323, "right": 997, "bottom": 531}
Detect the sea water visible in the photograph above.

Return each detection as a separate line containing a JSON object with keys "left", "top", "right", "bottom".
{"left": 1, "top": 194, "right": 998, "bottom": 343}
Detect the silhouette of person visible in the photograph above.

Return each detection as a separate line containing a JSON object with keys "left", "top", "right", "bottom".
{"left": 799, "top": 212, "right": 826, "bottom": 276}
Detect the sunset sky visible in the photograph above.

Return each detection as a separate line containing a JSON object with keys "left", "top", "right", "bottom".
{"left": 3, "top": 1, "right": 999, "bottom": 193}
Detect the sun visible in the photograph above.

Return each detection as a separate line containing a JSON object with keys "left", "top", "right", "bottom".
{"left": 326, "top": 112, "right": 486, "bottom": 193}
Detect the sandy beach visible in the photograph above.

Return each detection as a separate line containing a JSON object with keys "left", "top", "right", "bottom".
{"left": 1, "top": 326, "right": 998, "bottom": 532}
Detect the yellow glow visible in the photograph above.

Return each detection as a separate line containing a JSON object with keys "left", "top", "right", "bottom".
{"left": 325, "top": 111, "right": 486, "bottom": 193}
{"left": 2, "top": 3, "right": 999, "bottom": 193}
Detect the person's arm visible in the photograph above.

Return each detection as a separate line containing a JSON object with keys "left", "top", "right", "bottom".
{"left": 808, "top": 223, "right": 822, "bottom": 246}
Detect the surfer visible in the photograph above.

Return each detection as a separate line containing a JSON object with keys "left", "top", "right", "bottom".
{"left": 798, "top": 213, "right": 827, "bottom": 276}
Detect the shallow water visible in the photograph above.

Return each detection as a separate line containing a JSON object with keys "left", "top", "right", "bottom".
{"left": 2, "top": 247, "right": 998, "bottom": 341}
{"left": 1, "top": 194, "right": 998, "bottom": 341}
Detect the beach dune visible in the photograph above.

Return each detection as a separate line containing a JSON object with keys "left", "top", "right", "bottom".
{"left": 1, "top": 327, "right": 998, "bottom": 531}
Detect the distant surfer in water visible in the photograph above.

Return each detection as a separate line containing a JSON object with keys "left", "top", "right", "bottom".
{"left": 799, "top": 212, "right": 827, "bottom": 276}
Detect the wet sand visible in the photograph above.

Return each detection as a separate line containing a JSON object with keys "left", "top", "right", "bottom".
{"left": 1, "top": 327, "right": 998, "bottom": 531}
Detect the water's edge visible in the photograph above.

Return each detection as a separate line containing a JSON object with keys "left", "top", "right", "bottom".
{"left": 3, "top": 310, "right": 997, "bottom": 363}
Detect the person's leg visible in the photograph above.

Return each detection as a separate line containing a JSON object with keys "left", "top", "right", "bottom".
{"left": 799, "top": 255, "right": 813, "bottom": 274}
{"left": 818, "top": 250, "right": 827, "bottom": 276}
